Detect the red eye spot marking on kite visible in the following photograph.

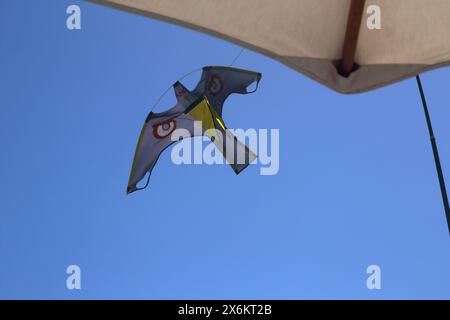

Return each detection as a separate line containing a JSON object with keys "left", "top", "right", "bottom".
{"left": 207, "top": 75, "right": 223, "bottom": 96}
{"left": 152, "top": 119, "right": 176, "bottom": 139}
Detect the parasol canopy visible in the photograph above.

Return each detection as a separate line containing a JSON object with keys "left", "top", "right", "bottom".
{"left": 91, "top": 0, "right": 450, "bottom": 93}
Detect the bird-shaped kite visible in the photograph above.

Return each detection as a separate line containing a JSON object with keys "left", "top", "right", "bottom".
{"left": 127, "top": 66, "right": 262, "bottom": 194}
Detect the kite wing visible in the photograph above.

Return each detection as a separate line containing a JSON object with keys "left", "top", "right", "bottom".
{"left": 193, "top": 66, "right": 262, "bottom": 116}
{"left": 127, "top": 107, "right": 189, "bottom": 194}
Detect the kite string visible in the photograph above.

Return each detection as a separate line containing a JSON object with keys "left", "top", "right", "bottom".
{"left": 230, "top": 47, "right": 245, "bottom": 66}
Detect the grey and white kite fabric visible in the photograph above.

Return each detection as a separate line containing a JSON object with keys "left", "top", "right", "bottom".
{"left": 127, "top": 66, "right": 261, "bottom": 194}
{"left": 191, "top": 66, "right": 262, "bottom": 115}
{"left": 172, "top": 66, "right": 262, "bottom": 115}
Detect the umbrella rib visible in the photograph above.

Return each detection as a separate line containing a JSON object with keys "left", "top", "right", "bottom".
{"left": 338, "top": 0, "right": 366, "bottom": 77}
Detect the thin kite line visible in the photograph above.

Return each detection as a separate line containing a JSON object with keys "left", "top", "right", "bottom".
{"left": 230, "top": 48, "right": 245, "bottom": 66}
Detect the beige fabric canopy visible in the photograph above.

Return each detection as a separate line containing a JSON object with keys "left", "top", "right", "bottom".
{"left": 91, "top": 0, "right": 450, "bottom": 93}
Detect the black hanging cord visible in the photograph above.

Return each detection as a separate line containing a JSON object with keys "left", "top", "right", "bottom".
{"left": 416, "top": 75, "right": 450, "bottom": 235}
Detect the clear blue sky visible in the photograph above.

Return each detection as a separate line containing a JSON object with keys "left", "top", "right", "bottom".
{"left": 0, "top": 0, "right": 449, "bottom": 299}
